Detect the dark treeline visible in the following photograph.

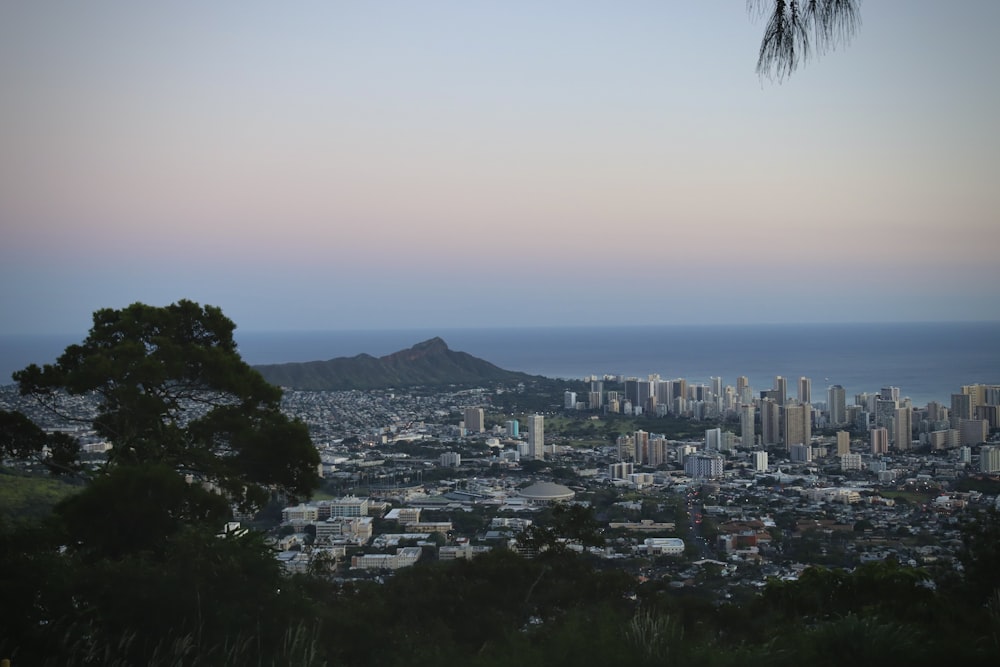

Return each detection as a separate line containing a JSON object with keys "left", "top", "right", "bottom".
{"left": 3, "top": 520, "right": 1000, "bottom": 666}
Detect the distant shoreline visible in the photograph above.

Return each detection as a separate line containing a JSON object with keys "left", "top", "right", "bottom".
{"left": 3, "top": 322, "right": 999, "bottom": 406}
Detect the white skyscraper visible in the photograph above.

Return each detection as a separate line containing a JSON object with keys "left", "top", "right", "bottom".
{"left": 528, "top": 414, "right": 544, "bottom": 460}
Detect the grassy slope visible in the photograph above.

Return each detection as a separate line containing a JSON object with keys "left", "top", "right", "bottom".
{"left": 0, "top": 469, "right": 81, "bottom": 524}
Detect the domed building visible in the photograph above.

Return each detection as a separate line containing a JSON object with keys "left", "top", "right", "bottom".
{"left": 517, "top": 481, "right": 575, "bottom": 506}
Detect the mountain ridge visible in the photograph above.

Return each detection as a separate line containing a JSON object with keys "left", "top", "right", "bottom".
{"left": 253, "top": 337, "right": 537, "bottom": 390}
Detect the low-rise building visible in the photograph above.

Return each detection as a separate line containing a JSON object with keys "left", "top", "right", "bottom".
{"left": 351, "top": 546, "right": 423, "bottom": 570}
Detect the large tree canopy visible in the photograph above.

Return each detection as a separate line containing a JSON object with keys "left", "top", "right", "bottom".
{"left": 13, "top": 300, "right": 320, "bottom": 511}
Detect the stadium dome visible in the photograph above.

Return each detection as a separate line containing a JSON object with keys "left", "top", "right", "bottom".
{"left": 518, "top": 481, "right": 575, "bottom": 505}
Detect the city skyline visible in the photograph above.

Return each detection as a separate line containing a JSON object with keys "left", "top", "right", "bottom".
{"left": 2, "top": 2, "right": 999, "bottom": 336}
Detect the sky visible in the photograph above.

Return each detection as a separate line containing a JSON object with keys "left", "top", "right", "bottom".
{"left": 2, "top": 1, "right": 999, "bottom": 336}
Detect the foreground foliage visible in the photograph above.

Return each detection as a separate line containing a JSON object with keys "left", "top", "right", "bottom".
{"left": 3, "top": 529, "right": 998, "bottom": 666}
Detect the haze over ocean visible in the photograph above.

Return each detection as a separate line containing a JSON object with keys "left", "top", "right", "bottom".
{"left": 6, "top": 322, "right": 996, "bottom": 408}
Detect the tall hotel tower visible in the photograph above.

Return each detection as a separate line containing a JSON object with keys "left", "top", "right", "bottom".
{"left": 774, "top": 376, "right": 788, "bottom": 406}
{"left": 870, "top": 427, "right": 889, "bottom": 455}
{"left": 761, "top": 399, "right": 781, "bottom": 446}
{"left": 740, "top": 404, "right": 755, "bottom": 447}
{"left": 895, "top": 407, "right": 912, "bottom": 450}
{"left": 736, "top": 376, "right": 751, "bottom": 405}
{"left": 528, "top": 414, "right": 545, "bottom": 461}
{"left": 798, "top": 377, "right": 812, "bottom": 405}
{"left": 783, "top": 403, "right": 811, "bottom": 448}
{"left": 828, "top": 385, "right": 847, "bottom": 426}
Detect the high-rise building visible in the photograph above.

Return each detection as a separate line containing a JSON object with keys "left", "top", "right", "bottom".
{"left": 928, "top": 429, "right": 959, "bottom": 450}
{"left": 951, "top": 393, "right": 973, "bottom": 428}
{"left": 705, "top": 428, "right": 722, "bottom": 451}
{"left": 760, "top": 389, "right": 781, "bottom": 403}
{"left": 836, "top": 430, "right": 851, "bottom": 456}
{"left": 671, "top": 379, "right": 688, "bottom": 413}
{"left": 616, "top": 434, "right": 635, "bottom": 462}
{"left": 870, "top": 427, "right": 889, "bottom": 455}
{"left": 527, "top": 414, "right": 544, "bottom": 460}
{"left": 656, "top": 380, "right": 672, "bottom": 407}
{"left": 774, "top": 376, "right": 787, "bottom": 406}
{"left": 980, "top": 445, "right": 1000, "bottom": 473}
{"left": 637, "top": 381, "right": 653, "bottom": 411}
{"left": 960, "top": 419, "right": 988, "bottom": 446}
{"left": 985, "top": 384, "right": 1000, "bottom": 406}
{"left": 608, "top": 462, "right": 634, "bottom": 480}
{"left": 894, "top": 407, "right": 912, "bottom": 450}
{"left": 710, "top": 376, "right": 723, "bottom": 399}
{"left": 783, "top": 403, "right": 811, "bottom": 448}
{"left": 880, "top": 386, "right": 900, "bottom": 402}
{"left": 789, "top": 444, "right": 812, "bottom": 463}
{"left": 753, "top": 450, "right": 768, "bottom": 472}
{"left": 761, "top": 399, "right": 781, "bottom": 446}
{"left": 740, "top": 404, "right": 755, "bottom": 446}
{"left": 505, "top": 419, "right": 519, "bottom": 438}
{"left": 798, "top": 377, "right": 812, "bottom": 405}
{"left": 464, "top": 407, "right": 485, "bottom": 434}
{"left": 647, "top": 437, "right": 669, "bottom": 467}
{"left": 634, "top": 430, "right": 649, "bottom": 465}
{"left": 828, "top": 385, "right": 846, "bottom": 426}
{"left": 962, "top": 384, "right": 987, "bottom": 417}
{"left": 723, "top": 386, "right": 736, "bottom": 413}
{"left": 684, "top": 453, "right": 724, "bottom": 479}
{"left": 875, "top": 398, "right": 897, "bottom": 431}
{"left": 976, "top": 404, "right": 1000, "bottom": 430}
{"left": 624, "top": 378, "right": 640, "bottom": 406}
{"left": 564, "top": 391, "right": 577, "bottom": 410}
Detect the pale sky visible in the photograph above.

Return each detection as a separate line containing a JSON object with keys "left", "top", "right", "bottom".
{"left": 2, "top": 1, "right": 998, "bottom": 335}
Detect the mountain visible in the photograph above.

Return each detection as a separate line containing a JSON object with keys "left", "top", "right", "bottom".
{"left": 252, "top": 337, "right": 538, "bottom": 390}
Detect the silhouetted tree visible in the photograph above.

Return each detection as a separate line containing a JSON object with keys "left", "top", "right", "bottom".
{"left": 14, "top": 300, "right": 320, "bottom": 512}
{"left": 749, "top": 0, "right": 862, "bottom": 80}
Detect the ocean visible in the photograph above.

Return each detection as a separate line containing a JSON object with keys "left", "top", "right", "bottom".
{"left": 2, "top": 322, "right": 998, "bottom": 407}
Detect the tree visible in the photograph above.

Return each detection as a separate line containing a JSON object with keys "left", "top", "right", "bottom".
{"left": 749, "top": 0, "right": 862, "bottom": 80}
{"left": 0, "top": 408, "right": 81, "bottom": 474}
{"left": 13, "top": 300, "right": 320, "bottom": 513}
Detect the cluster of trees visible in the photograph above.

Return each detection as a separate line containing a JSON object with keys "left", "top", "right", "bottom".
{"left": 6, "top": 529, "right": 999, "bottom": 665}
{"left": 1, "top": 302, "right": 324, "bottom": 664}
